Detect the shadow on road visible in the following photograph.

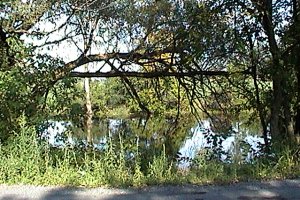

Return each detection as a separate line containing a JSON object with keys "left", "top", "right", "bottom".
{"left": 0, "top": 186, "right": 82, "bottom": 200}
{"left": 42, "top": 187, "right": 82, "bottom": 200}
{"left": 0, "top": 179, "right": 299, "bottom": 200}
{"left": 97, "top": 186, "right": 207, "bottom": 200}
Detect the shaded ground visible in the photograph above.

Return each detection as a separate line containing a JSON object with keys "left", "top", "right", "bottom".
{"left": 0, "top": 179, "right": 299, "bottom": 200}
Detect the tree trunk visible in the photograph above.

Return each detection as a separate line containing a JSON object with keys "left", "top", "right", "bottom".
{"left": 270, "top": 74, "right": 283, "bottom": 142}
{"left": 295, "top": 40, "right": 300, "bottom": 143}
{"left": 258, "top": 0, "right": 285, "bottom": 143}
{"left": 293, "top": 0, "right": 300, "bottom": 144}
{"left": 84, "top": 64, "right": 93, "bottom": 146}
{"left": 295, "top": 66, "right": 300, "bottom": 143}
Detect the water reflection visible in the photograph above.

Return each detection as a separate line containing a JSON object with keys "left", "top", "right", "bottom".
{"left": 42, "top": 119, "right": 265, "bottom": 168}
{"left": 179, "top": 120, "right": 265, "bottom": 167}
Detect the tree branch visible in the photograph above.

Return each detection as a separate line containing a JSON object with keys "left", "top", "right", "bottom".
{"left": 54, "top": 49, "right": 178, "bottom": 80}
{"left": 69, "top": 70, "right": 249, "bottom": 78}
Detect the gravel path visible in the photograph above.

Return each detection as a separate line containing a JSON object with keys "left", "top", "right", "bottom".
{"left": 0, "top": 179, "right": 299, "bottom": 200}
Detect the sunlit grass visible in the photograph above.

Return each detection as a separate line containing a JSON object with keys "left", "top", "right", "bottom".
{"left": 0, "top": 121, "right": 299, "bottom": 187}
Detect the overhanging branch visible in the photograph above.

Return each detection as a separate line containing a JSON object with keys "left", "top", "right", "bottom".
{"left": 55, "top": 48, "right": 251, "bottom": 81}
{"left": 54, "top": 48, "right": 179, "bottom": 80}
{"left": 69, "top": 70, "right": 249, "bottom": 78}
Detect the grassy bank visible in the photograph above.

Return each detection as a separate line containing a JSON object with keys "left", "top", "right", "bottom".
{"left": 0, "top": 123, "right": 299, "bottom": 187}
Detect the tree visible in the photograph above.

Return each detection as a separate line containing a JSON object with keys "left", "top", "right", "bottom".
{"left": 2, "top": 0, "right": 300, "bottom": 152}
{"left": 89, "top": 76, "right": 196, "bottom": 161}
{"left": 210, "top": 0, "right": 300, "bottom": 146}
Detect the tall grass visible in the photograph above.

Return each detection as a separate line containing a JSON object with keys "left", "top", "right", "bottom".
{"left": 0, "top": 119, "right": 44, "bottom": 184}
{"left": 0, "top": 120, "right": 179, "bottom": 187}
{"left": 0, "top": 120, "right": 299, "bottom": 187}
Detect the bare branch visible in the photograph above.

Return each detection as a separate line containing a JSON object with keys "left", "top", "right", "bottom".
{"left": 69, "top": 70, "right": 234, "bottom": 78}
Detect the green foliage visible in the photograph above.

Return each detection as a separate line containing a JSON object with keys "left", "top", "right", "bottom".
{"left": 1, "top": 120, "right": 299, "bottom": 187}
{"left": 0, "top": 120, "right": 177, "bottom": 187}
{"left": 91, "top": 78, "right": 130, "bottom": 119}
{"left": 188, "top": 146, "right": 300, "bottom": 184}
{"left": 0, "top": 33, "right": 34, "bottom": 140}
{"left": 0, "top": 116, "right": 44, "bottom": 184}
{"left": 147, "top": 145, "right": 175, "bottom": 184}
{"left": 189, "top": 149, "right": 226, "bottom": 183}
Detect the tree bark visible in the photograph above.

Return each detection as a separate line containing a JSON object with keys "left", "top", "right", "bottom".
{"left": 252, "top": 0, "right": 294, "bottom": 145}
{"left": 84, "top": 64, "right": 93, "bottom": 146}
{"left": 293, "top": 0, "right": 300, "bottom": 144}
{"left": 294, "top": 63, "right": 300, "bottom": 145}
{"left": 260, "top": 0, "right": 284, "bottom": 143}
{"left": 247, "top": 27, "right": 270, "bottom": 151}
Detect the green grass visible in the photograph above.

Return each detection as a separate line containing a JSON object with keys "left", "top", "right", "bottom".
{"left": 0, "top": 121, "right": 299, "bottom": 187}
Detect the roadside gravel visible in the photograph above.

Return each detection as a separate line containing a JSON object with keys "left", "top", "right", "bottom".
{"left": 0, "top": 178, "right": 299, "bottom": 200}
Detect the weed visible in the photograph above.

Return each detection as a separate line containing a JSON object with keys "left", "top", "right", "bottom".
{"left": 0, "top": 120, "right": 299, "bottom": 187}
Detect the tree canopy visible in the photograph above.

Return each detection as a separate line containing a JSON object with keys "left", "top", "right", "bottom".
{"left": 1, "top": 0, "right": 300, "bottom": 151}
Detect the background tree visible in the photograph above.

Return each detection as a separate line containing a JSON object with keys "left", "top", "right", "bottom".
{"left": 1, "top": 0, "right": 300, "bottom": 152}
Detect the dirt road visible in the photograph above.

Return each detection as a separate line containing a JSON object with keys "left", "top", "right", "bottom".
{"left": 0, "top": 179, "right": 299, "bottom": 200}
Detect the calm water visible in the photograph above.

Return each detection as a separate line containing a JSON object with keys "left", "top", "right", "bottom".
{"left": 42, "top": 119, "right": 265, "bottom": 165}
